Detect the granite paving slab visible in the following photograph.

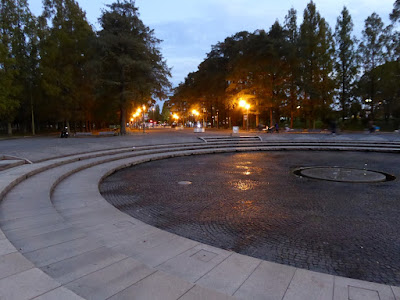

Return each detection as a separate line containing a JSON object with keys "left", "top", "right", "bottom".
{"left": 65, "top": 257, "right": 155, "bottom": 300}
{"left": 333, "top": 276, "right": 396, "bottom": 300}
{"left": 283, "top": 269, "right": 334, "bottom": 300}
{"left": 392, "top": 286, "right": 400, "bottom": 299}
{"left": 196, "top": 253, "right": 260, "bottom": 295}
{"left": 0, "top": 252, "right": 34, "bottom": 280}
{"left": 111, "top": 229, "right": 181, "bottom": 257}
{"left": 32, "top": 287, "right": 85, "bottom": 300}
{"left": 13, "top": 227, "right": 86, "bottom": 253}
{"left": 233, "top": 261, "right": 295, "bottom": 300}
{"left": 0, "top": 238, "right": 16, "bottom": 256}
{"left": 43, "top": 246, "right": 128, "bottom": 284}
{"left": 0, "top": 212, "right": 63, "bottom": 232}
{"left": 108, "top": 271, "right": 194, "bottom": 300}
{"left": 5, "top": 221, "right": 70, "bottom": 242}
{"left": 118, "top": 235, "right": 199, "bottom": 268}
{"left": 0, "top": 268, "right": 60, "bottom": 300}
{"left": 24, "top": 236, "right": 104, "bottom": 267}
{"left": 0, "top": 159, "right": 25, "bottom": 171}
{"left": 179, "top": 285, "right": 237, "bottom": 300}
{"left": 157, "top": 244, "right": 232, "bottom": 283}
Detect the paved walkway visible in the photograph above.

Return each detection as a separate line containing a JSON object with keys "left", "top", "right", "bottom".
{"left": 0, "top": 129, "right": 399, "bottom": 299}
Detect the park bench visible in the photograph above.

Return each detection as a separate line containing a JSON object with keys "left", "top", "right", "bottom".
{"left": 75, "top": 132, "right": 93, "bottom": 136}
{"left": 99, "top": 131, "right": 117, "bottom": 136}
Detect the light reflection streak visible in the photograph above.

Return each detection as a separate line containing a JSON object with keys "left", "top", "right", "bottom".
{"left": 230, "top": 179, "right": 259, "bottom": 191}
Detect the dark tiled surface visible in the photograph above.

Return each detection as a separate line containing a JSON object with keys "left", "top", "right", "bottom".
{"left": 101, "top": 151, "right": 400, "bottom": 286}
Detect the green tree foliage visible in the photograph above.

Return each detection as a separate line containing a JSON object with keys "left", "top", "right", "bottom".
{"left": 299, "top": 1, "right": 335, "bottom": 127}
{"left": 358, "top": 61, "right": 400, "bottom": 120}
{"left": 153, "top": 104, "right": 161, "bottom": 122}
{"left": 283, "top": 8, "right": 300, "bottom": 128}
{"left": 39, "top": 0, "right": 95, "bottom": 129}
{"left": 160, "top": 104, "right": 170, "bottom": 122}
{"left": 334, "top": 7, "right": 359, "bottom": 120}
{"left": 358, "top": 13, "right": 385, "bottom": 119}
{"left": 0, "top": 0, "right": 34, "bottom": 134}
{"left": 390, "top": 0, "right": 400, "bottom": 23}
{"left": 97, "top": 0, "right": 171, "bottom": 134}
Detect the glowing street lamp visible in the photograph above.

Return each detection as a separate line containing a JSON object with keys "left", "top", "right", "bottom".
{"left": 191, "top": 110, "right": 201, "bottom": 128}
{"left": 239, "top": 99, "right": 247, "bottom": 108}
{"left": 239, "top": 99, "right": 251, "bottom": 131}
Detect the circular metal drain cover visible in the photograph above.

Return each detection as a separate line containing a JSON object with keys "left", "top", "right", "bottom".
{"left": 178, "top": 181, "right": 192, "bottom": 185}
{"left": 294, "top": 167, "right": 395, "bottom": 183}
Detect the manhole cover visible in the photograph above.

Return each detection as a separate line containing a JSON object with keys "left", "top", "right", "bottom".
{"left": 178, "top": 181, "right": 192, "bottom": 185}
{"left": 294, "top": 167, "right": 395, "bottom": 183}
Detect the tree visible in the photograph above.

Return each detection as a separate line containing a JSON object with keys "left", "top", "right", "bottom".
{"left": 0, "top": 0, "right": 33, "bottom": 134}
{"left": 39, "top": 0, "right": 95, "bottom": 130}
{"left": 299, "top": 1, "right": 335, "bottom": 127}
{"left": 160, "top": 104, "right": 170, "bottom": 122}
{"left": 334, "top": 6, "right": 359, "bottom": 120}
{"left": 97, "top": 0, "right": 171, "bottom": 134}
{"left": 316, "top": 18, "right": 335, "bottom": 121}
{"left": 390, "top": 0, "right": 400, "bottom": 23}
{"left": 14, "top": 9, "right": 40, "bottom": 135}
{"left": 384, "top": 2, "right": 400, "bottom": 61}
{"left": 358, "top": 13, "right": 385, "bottom": 119}
{"left": 283, "top": 8, "right": 300, "bottom": 128}
{"left": 154, "top": 104, "right": 161, "bottom": 122}
{"left": 265, "top": 22, "right": 290, "bottom": 127}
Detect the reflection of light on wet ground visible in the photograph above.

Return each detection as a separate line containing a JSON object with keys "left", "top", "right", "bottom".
{"left": 230, "top": 179, "right": 259, "bottom": 191}
{"left": 233, "top": 200, "right": 256, "bottom": 215}
{"left": 235, "top": 166, "right": 250, "bottom": 170}
{"left": 235, "top": 165, "right": 252, "bottom": 176}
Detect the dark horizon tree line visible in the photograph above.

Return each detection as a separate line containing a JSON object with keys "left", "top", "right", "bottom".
{"left": 0, "top": 0, "right": 171, "bottom": 135}
{"left": 169, "top": 1, "right": 400, "bottom": 130}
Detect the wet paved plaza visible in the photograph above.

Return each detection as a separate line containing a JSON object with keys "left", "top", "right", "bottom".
{"left": 100, "top": 151, "right": 400, "bottom": 286}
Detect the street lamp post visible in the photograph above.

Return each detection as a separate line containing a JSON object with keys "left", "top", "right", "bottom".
{"left": 245, "top": 104, "right": 250, "bottom": 131}
{"left": 142, "top": 105, "right": 146, "bottom": 134}
{"left": 239, "top": 99, "right": 251, "bottom": 131}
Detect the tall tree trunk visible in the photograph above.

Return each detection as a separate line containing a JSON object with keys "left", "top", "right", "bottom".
{"left": 120, "top": 69, "right": 126, "bottom": 135}
{"left": 290, "top": 110, "right": 294, "bottom": 128}
{"left": 270, "top": 108, "right": 273, "bottom": 127}
{"left": 7, "top": 122, "right": 12, "bottom": 135}
{"left": 255, "top": 99, "right": 260, "bottom": 127}
{"left": 30, "top": 88, "right": 35, "bottom": 135}
{"left": 120, "top": 105, "right": 126, "bottom": 135}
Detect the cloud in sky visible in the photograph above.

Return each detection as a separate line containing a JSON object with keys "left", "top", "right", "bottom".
{"left": 29, "top": 0, "right": 395, "bottom": 86}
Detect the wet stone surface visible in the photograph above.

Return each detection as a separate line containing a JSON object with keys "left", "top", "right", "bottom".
{"left": 100, "top": 151, "right": 400, "bottom": 286}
